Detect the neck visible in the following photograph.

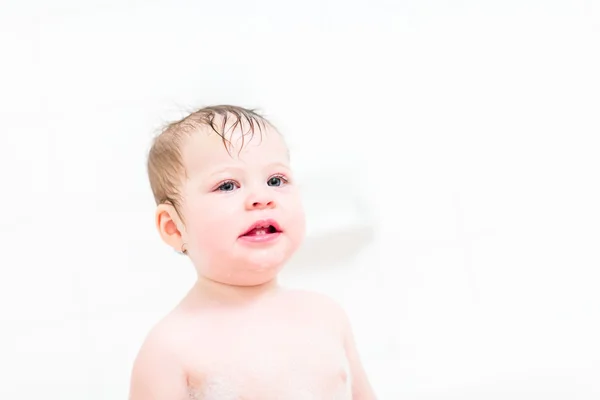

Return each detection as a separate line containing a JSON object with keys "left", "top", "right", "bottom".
{"left": 189, "top": 275, "right": 281, "bottom": 305}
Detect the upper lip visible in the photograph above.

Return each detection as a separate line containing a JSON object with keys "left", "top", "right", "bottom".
{"left": 240, "top": 218, "right": 282, "bottom": 236}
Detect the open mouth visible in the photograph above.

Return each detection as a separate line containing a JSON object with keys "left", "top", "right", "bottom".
{"left": 240, "top": 219, "right": 282, "bottom": 237}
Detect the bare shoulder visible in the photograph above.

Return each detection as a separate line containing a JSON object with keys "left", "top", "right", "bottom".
{"left": 133, "top": 314, "right": 185, "bottom": 359}
{"left": 296, "top": 288, "right": 346, "bottom": 308}
{"left": 128, "top": 314, "right": 190, "bottom": 400}
{"left": 282, "top": 288, "right": 350, "bottom": 324}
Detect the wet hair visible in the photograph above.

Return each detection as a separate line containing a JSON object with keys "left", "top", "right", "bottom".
{"left": 147, "top": 105, "right": 270, "bottom": 218}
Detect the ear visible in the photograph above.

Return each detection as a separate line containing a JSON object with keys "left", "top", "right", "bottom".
{"left": 155, "top": 203, "right": 185, "bottom": 253}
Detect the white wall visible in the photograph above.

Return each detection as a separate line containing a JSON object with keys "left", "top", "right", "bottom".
{"left": 1, "top": 0, "right": 599, "bottom": 398}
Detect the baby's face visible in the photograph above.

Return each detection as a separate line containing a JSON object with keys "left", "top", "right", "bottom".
{"left": 177, "top": 124, "right": 305, "bottom": 286}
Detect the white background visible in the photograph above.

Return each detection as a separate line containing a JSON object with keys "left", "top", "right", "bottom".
{"left": 1, "top": 0, "right": 599, "bottom": 398}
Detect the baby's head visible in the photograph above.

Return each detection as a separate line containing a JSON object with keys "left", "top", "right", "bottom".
{"left": 147, "top": 105, "right": 306, "bottom": 286}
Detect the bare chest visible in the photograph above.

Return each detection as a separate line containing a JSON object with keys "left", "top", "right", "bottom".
{"left": 181, "top": 312, "right": 351, "bottom": 400}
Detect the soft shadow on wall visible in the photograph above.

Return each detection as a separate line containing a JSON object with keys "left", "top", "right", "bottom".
{"left": 286, "top": 168, "right": 377, "bottom": 271}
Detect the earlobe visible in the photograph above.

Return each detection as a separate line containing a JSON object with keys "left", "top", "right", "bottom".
{"left": 155, "top": 203, "right": 185, "bottom": 253}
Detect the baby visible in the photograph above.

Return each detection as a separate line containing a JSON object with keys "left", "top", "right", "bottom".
{"left": 128, "top": 105, "right": 376, "bottom": 399}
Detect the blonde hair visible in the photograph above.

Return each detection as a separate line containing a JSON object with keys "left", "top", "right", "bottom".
{"left": 147, "top": 105, "right": 269, "bottom": 216}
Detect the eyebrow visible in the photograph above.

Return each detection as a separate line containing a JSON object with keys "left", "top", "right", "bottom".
{"left": 206, "top": 162, "right": 291, "bottom": 178}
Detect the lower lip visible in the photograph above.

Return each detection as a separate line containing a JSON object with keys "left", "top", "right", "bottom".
{"left": 238, "top": 232, "right": 282, "bottom": 243}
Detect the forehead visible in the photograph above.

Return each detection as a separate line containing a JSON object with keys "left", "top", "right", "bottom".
{"left": 181, "top": 124, "right": 289, "bottom": 175}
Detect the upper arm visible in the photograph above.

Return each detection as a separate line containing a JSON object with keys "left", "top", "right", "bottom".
{"left": 339, "top": 308, "right": 377, "bottom": 400}
{"left": 310, "top": 292, "right": 377, "bottom": 400}
{"left": 128, "top": 328, "right": 189, "bottom": 400}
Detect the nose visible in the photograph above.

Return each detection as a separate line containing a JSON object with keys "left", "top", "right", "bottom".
{"left": 245, "top": 188, "right": 276, "bottom": 210}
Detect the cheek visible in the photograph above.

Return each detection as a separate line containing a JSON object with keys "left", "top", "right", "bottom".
{"left": 284, "top": 197, "right": 307, "bottom": 244}
{"left": 184, "top": 202, "right": 238, "bottom": 248}
{"left": 194, "top": 222, "right": 229, "bottom": 245}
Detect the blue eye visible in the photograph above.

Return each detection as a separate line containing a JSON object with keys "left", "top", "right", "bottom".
{"left": 217, "top": 180, "right": 238, "bottom": 191}
{"left": 267, "top": 175, "right": 287, "bottom": 187}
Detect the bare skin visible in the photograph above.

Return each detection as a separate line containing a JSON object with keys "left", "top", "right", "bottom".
{"left": 129, "top": 282, "right": 374, "bottom": 399}
{"left": 129, "top": 112, "right": 376, "bottom": 399}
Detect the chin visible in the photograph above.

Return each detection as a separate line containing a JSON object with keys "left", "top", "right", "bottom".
{"left": 235, "top": 275, "right": 278, "bottom": 287}
{"left": 201, "top": 243, "right": 296, "bottom": 286}
{"left": 242, "top": 245, "right": 290, "bottom": 269}
{"left": 218, "top": 269, "right": 280, "bottom": 287}
{"left": 231, "top": 258, "right": 287, "bottom": 286}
